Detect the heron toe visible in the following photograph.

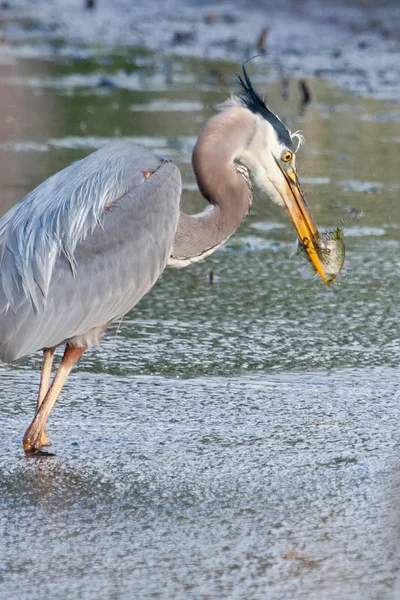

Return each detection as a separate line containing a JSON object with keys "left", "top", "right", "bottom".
{"left": 39, "top": 429, "right": 52, "bottom": 447}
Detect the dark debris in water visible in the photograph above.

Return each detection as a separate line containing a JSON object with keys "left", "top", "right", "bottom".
{"left": 97, "top": 76, "right": 118, "bottom": 88}
{"left": 172, "top": 31, "right": 197, "bottom": 46}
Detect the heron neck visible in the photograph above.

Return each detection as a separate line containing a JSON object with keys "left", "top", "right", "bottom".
{"left": 169, "top": 108, "right": 253, "bottom": 266}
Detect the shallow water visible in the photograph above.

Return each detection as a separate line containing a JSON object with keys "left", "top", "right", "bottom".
{"left": 0, "top": 39, "right": 400, "bottom": 600}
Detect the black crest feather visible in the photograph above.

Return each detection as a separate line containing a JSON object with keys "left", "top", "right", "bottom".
{"left": 237, "top": 59, "right": 295, "bottom": 151}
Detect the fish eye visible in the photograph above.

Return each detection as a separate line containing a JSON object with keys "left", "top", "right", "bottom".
{"left": 282, "top": 150, "right": 293, "bottom": 163}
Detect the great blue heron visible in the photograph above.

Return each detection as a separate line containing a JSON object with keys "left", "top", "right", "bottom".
{"left": 0, "top": 63, "right": 328, "bottom": 453}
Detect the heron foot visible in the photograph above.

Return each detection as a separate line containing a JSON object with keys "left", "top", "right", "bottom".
{"left": 23, "top": 427, "right": 52, "bottom": 454}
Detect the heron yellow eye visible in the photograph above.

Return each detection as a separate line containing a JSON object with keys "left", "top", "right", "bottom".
{"left": 282, "top": 150, "right": 293, "bottom": 163}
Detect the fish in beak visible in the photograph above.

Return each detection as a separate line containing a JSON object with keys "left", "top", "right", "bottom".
{"left": 277, "top": 164, "right": 336, "bottom": 285}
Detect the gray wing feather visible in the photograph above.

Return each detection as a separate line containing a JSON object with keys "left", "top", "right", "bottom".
{"left": 0, "top": 142, "right": 181, "bottom": 362}
{"left": 0, "top": 141, "right": 166, "bottom": 310}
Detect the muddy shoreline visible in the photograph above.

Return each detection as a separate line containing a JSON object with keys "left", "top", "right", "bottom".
{"left": 0, "top": 0, "right": 399, "bottom": 101}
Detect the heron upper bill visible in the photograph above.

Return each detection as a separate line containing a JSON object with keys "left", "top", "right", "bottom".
{"left": 278, "top": 166, "right": 329, "bottom": 285}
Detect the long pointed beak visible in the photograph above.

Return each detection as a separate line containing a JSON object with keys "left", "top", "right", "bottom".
{"left": 277, "top": 165, "right": 329, "bottom": 285}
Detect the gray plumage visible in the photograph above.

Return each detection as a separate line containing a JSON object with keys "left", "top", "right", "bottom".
{"left": 0, "top": 142, "right": 181, "bottom": 361}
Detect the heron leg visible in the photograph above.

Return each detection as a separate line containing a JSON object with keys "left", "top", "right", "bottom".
{"left": 23, "top": 345, "right": 86, "bottom": 453}
{"left": 37, "top": 347, "right": 57, "bottom": 410}
{"left": 35, "top": 347, "right": 57, "bottom": 447}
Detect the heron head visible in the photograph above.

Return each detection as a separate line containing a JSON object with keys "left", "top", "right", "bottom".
{"left": 236, "top": 62, "right": 329, "bottom": 284}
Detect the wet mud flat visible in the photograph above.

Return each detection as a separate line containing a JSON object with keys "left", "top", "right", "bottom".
{"left": 0, "top": 1, "right": 399, "bottom": 599}
{"left": 1, "top": 368, "right": 400, "bottom": 600}
{"left": 1, "top": 0, "right": 400, "bottom": 100}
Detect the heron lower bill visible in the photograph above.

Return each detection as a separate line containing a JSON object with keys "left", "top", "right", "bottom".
{"left": 278, "top": 167, "right": 330, "bottom": 285}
